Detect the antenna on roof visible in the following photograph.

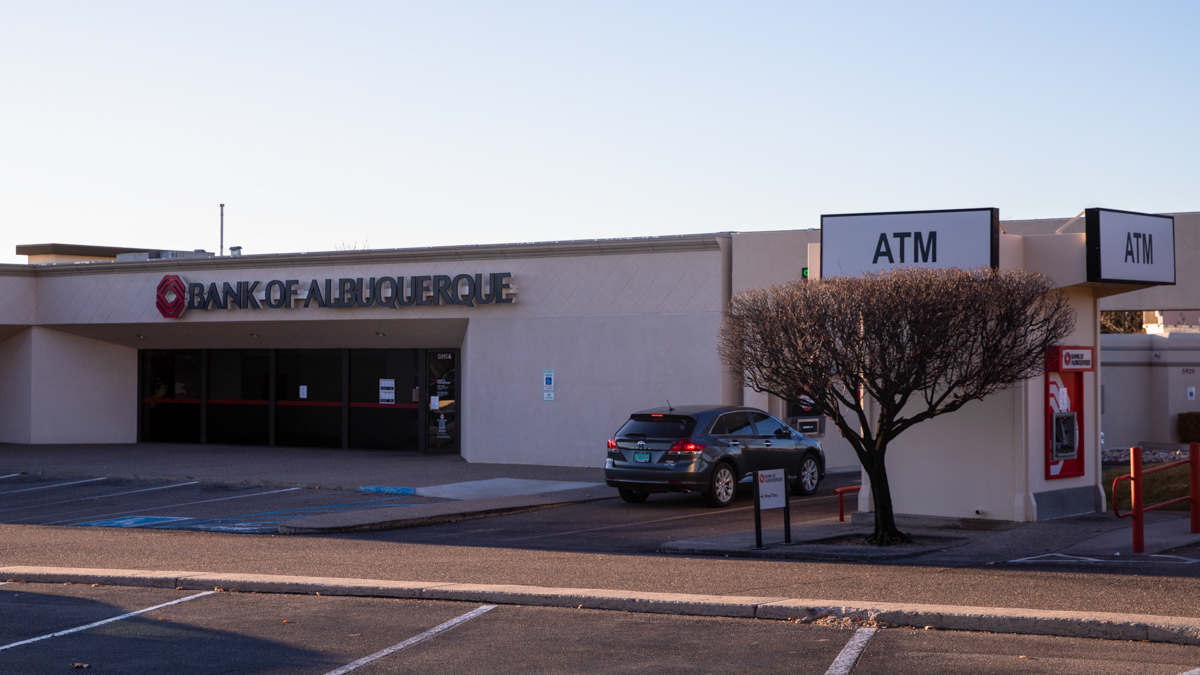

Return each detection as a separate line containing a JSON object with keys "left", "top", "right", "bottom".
{"left": 666, "top": 399, "right": 674, "bottom": 412}
{"left": 219, "top": 204, "right": 225, "bottom": 256}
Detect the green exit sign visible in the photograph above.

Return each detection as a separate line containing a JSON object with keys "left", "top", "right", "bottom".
{"left": 801, "top": 267, "right": 809, "bottom": 278}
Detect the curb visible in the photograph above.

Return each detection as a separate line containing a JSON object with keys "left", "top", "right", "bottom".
{"left": 3, "top": 566, "right": 1199, "bottom": 645}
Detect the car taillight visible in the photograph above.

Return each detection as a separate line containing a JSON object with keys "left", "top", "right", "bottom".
{"left": 669, "top": 438, "right": 705, "bottom": 453}
{"left": 607, "top": 436, "right": 618, "bottom": 450}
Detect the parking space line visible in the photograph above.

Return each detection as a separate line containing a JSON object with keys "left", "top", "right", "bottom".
{"left": 41, "top": 487, "right": 303, "bottom": 525}
{"left": 0, "top": 481, "right": 200, "bottom": 517}
{"left": 825, "top": 627, "right": 876, "bottom": 675}
{"left": 0, "top": 477, "right": 107, "bottom": 496}
{"left": 323, "top": 604, "right": 497, "bottom": 674}
{"left": 0, "top": 590, "right": 216, "bottom": 652}
{"left": 0, "top": 474, "right": 19, "bottom": 481}
{"left": 1176, "top": 669, "right": 1200, "bottom": 675}
{"left": 501, "top": 495, "right": 837, "bottom": 542}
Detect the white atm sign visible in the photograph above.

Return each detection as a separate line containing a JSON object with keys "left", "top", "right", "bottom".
{"left": 820, "top": 208, "right": 999, "bottom": 277}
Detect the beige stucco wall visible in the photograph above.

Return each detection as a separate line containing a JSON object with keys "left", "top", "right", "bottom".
{"left": 0, "top": 329, "right": 33, "bottom": 443}
{"left": 462, "top": 312, "right": 728, "bottom": 467}
{"left": 1100, "top": 333, "right": 1200, "bottom": 448}
{"left": 26, "top": 327, "right": 138, "bottom": 444}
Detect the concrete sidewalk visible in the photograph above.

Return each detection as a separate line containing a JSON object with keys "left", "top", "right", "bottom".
{"left": 0, "top": 442, "right": 604, "bottom": 490}
{"left": 4, "top": 566, "right": 1199, "bottom": 645}
{"left": 661, "top": 510, "right": 1200, "bottom": 565}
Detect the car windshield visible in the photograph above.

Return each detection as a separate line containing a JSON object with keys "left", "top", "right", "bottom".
{"left": 617, "top": 415, "right": 696, "bottom": 439}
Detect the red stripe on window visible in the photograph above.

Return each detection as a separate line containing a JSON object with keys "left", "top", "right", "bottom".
{"left": 349, "top": 402, "right": 420, "bottom": 409}
{"left": 276, "top": 400, "right": 342, "bottom": 407}
{"left": 207, "top": 399, "right": 270, "bottom": 406}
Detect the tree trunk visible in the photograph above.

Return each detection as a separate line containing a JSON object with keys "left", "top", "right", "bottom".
{"left": 868, "top": 454, "right": 912, "bottom": 546}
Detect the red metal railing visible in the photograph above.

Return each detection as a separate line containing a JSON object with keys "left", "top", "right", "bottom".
{"left": 835, "top": 485, "right": 861, "bottom": 522}
{"left": 1112, "top": 443, "right": 1200, "bottom": 553}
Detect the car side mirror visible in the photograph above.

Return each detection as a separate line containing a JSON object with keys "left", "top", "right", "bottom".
{"left": 774, "top": 428, "right": 791, "bottom": 439}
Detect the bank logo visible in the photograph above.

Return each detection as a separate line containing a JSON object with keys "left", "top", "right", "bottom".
{"left": 156, "top": 275, "right": 187, "bottom": 318}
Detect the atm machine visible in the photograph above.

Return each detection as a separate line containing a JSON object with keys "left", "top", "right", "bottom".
{"left": 1044, "top": 346, "right": 1094, "bottom": 479}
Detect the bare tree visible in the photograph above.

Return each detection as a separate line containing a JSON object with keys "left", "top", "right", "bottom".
{"left": 718, "top": 267, "right": 1075, "bottom": 545}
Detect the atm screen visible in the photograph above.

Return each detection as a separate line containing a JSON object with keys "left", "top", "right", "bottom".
{"left": 1052, "top": 412, "right": 1077, "bottom": 460}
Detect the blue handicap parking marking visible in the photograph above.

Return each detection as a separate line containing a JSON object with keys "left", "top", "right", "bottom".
{"left": 77, "top": 516, "right": 192, "bottom": 528}
{"left": 149, "top": 494, "right": 416, "bottom": 533}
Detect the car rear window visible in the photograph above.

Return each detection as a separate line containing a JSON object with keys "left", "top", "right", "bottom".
{"left": 617, "top": 415, "right": 696, "bottom": 439}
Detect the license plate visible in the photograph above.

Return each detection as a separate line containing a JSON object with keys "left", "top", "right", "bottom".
{"left": 632, "top": 451, "right": 651, "bottom": 463}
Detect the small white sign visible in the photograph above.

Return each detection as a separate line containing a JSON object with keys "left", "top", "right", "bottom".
{"left": 543, "top": 369, "right": 555, "bottom": 391}
{"left": 379, "top": 378, "right": 395, "bottom": 405}
{"left": 1189, "top": 387, "right": 1195, "bottom": 402}
{"left": 757, "top": 468, "right": 786, "bottom": 510}
{"left": 429, "top": 395, "right": 439, "bottom": 411}
{"left": 1060, "top": 348, "right": 1094, "bottom": 371}
{"left": 299, "top": 385, "right": 308, "bottom": 399}
{"left": 544, "top": 391, "right": 555, "bottom": 401}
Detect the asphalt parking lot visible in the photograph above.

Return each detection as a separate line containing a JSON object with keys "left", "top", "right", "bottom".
{"left": 0, "top": 470, "right": 858, "bottom": 546}
{"left": 2, "top": 582, "right": 1198, "bottom": 674}
{"left": 0, "top": 474, "right": 438, "bottom": 534}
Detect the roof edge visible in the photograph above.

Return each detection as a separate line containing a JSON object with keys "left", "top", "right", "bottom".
{"left": 8, "top": 233, "right": 729, "bottom": 277}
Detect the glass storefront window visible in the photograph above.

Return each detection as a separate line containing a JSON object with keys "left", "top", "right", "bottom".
{"left": 137, "top": 346, "right": 458, "bottom": 453}
{"left": 349, "top": 349, "right": 420, "bottom": 450}
{"left": 140, "top": 349, "right": 201, "bottom": 443}
{"left": 207, "top": 349, "right": 270, "bottom": 445}
{"left": 276, "top": 349, "right": 342, "bottom": 448}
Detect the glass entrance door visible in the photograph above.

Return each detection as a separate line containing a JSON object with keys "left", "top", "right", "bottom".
{"left": 426, "top": 349, "right": 458, "bottom": 452}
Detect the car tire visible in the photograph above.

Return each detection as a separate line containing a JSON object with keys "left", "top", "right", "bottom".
{"left": 618, "top": 487, "right": 649, "bottom": 504}
{"left": 795, "top": 454, "right": 821, "bottom": 496}
{"left": 705, "top": 462, "right": 737, "bottom": 508}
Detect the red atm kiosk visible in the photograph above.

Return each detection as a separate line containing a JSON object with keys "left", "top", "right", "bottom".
{"left": 1044, "top": 346, "right": 1094, "bottom": 480}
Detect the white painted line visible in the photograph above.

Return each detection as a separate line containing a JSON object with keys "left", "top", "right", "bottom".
{"left": 0, "top": 474, "right": 20, "bottom": 481}
{"left": 0, "top": 590, "right": 216, "bottom": 652}
{"left": 1176, "top": 669, "right": 1200, "bottom": 675}
{"left": 41, "top": 487, "right": 302, "bottom": 525}
{"left": 0, "top": 481, "right": 200, "bottom": 517}
{"left": 502, "top": 495, "right": 838, "bottom": 542}
{"left": 323, "top": 604, "right": 497, "bottom": 674}
{"left": 825, "top": 627, "right": 877, "bottom": 675}
{"left": 0, "top": 477, "right": 107, "bottom": 496}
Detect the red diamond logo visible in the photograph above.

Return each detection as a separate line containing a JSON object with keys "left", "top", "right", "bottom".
{"left": 156, "top": 275, "right": 187, "bottom": 318}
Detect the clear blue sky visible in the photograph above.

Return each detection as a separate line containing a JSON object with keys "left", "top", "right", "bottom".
{"left": 2, "top": 1, "right": 1197, "bottom": 263}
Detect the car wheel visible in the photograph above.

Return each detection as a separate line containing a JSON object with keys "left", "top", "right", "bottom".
{"left": 705, "top": 462, "right": 737, "bottom": 508}
{"left": 618, "top": 487, "right": 649, "bottom": 504}
{"left": 795, "top": 454, "right": 820, "bottom": 496}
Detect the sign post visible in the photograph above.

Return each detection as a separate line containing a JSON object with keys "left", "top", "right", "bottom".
{"left": 753, "top": 468, "right": 791, "bottom": 549}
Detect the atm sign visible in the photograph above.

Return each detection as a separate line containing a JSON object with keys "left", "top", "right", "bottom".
{"left": 1046, "top": 346, "right": 1094, "bottom": 372}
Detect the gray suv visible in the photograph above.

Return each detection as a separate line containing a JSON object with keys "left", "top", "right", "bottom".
{"left": 604, "top": 405, "right": 825, "bottom": 507}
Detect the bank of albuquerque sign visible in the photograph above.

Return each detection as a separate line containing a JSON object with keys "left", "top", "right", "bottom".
{"left": 820, "top": 206, "right": 1175, "bottom": 285}
{"left": 156, "top": 272, "right": 515, "bottom": 319}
